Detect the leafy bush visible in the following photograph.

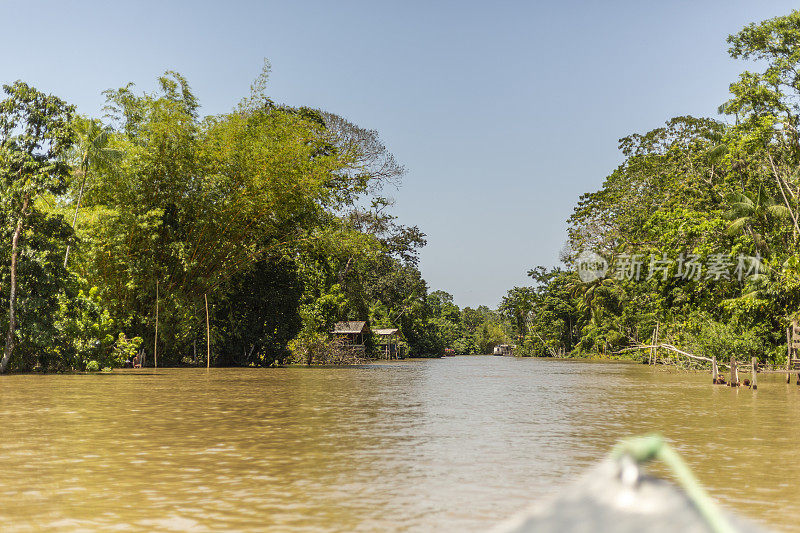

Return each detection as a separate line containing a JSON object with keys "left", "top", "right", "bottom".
{"left": 85, "top": 360, "right": 100, "bottom": 372}
{"left": 111, "top": 334, "right": 143, "bottom": 368}
{"left": 452, "top": 336, "right": 476, "bottom": 355}
{"left": 288, "top": 332, "right": 331, "bottom": 365}
{"left": 288, "top": 332, "right": 368, "bottom": 365}
{"left": 56, "top": 286, "right": 116, "bottom": 369}
{"left": 688, "top": 319, "right": 764, "bottom": 363}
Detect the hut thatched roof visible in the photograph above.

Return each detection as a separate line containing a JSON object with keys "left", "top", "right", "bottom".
{"left": 373, "top": 328, "right": 399, "bottom": 336}
{"left": 332, "top": 321, "right": 368, "bottom": 334}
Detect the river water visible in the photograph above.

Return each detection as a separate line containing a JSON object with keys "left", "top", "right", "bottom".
{"left": 1, "top": 356, "right": 798, "bottom": 532}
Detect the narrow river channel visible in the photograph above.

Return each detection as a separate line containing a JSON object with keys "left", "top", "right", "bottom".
{"left": 1, "top": 356, "right": 798, "bottom": 531}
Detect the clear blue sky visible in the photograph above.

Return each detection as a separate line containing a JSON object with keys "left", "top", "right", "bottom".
{"left": 1, "top": 1, "right": 796, "bottom": 308}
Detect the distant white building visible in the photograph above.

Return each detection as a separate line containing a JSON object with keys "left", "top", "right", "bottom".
{"left": 493, "top": 344, "right": 513, "bottom": 356}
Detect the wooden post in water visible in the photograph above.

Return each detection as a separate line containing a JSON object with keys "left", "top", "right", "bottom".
{"left": 205, "top": 293, "right": 211, "bottom": 369}
{"left": 712, "top": 355, "right": 718, "bottom": 383}
{"left": 788, "top": 327, "right": 792, "bottom": 384}
{"left": 729, "top": 356, "right": 738, "bottom": 387}
{"left": 654, "top": 322, "right": 659, "bottom": 364}
{"left": 154, "top": 280, "right": 159, "bottom": 370}
{"left": 649, "top": 326, "right": 656, "bottom": 365}
{"left": 751, "top": 357, "right": 758, "bottom": 390}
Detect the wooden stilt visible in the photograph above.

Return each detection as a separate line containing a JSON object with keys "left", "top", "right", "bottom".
{"left": 154, "top": 280, "right": 158, "bottom": 370}
{"left": 751, "top": 357, "right": 758, "bottom": 390}
{"left": 712, "top": 355, "right": 718, "bottom": 384}
{"left": 205, "top": 293, "right": 211, "bottom": 369}
{"left": 730, "top": 356, "right": 738, "bottom": 387}
{"left": 654, "top": 322, "right": 659, "bottom": 365}
{"left": 787, "top": 327, "right": 792, "bottom": 384}
{"left": 786, "top": 328, "right": 792, "bottom": 383}
{"left": 796, "top": 321, "right": 800, "bottom": 385}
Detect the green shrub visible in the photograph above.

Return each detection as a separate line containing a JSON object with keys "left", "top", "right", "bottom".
{"left": 288, "top": 332, "right": 336, "bottom": 365}
{"left": 56, "top": 286, "right": 116, "bottom": 370}
{"left": 111, "top": 334, "right": 143, "bottom": 368}
{"left": 85, "top": 360, "right": 100, "bottom": 372}
{"left": 688, "top": 319, "right": 764, "bottom": 363}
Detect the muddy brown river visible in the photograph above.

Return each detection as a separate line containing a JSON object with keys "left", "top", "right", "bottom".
{"left": 1, "top": 356, "right": 798, "bottom": 531}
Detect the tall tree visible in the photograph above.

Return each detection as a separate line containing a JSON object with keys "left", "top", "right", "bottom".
{"left": 499, "top": 287, "right": 536, "bottom": 344}
{"left": 63, "top": 117, "right": 118, "bottom": 268}
{"left": 0, "top": 82, "right": 74, "bottom": 373}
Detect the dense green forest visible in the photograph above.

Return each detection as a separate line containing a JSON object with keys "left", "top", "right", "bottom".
{"left": 497, "top": 11, "right": 800, "bottom": 366}
{"left": 0, "top": 62, "right": 516, "bottom": 372}
{"left": 6, "top": 11, "right": 800, "bottom": 372}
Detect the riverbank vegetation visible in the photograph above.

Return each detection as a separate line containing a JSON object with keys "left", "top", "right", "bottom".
{"left": 0, "top": 63, "right": 492, "bottom": 372}
{"left": 499, "top": 10, "right": 800, "bottom": 366}
{"left": 6, "top": 11, "right": 800, "bottom": 372}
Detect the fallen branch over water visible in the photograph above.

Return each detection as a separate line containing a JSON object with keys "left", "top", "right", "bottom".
{"left": 661, "top": 343, "right": 713, "bottom": 363}
{"left": 618, "top": 343, "right": 727, "bottom": 367}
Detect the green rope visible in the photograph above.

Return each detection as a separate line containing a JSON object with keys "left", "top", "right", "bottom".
{"left": 611, "top": 434, "right": 735, "bottom": 533}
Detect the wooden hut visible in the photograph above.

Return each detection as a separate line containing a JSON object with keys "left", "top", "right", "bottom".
{"left": 373, "top": 328, "right": 402, "bottom": 359}
{"left": 493, "top": 344, "right": 514, "bottom": 356}
{"left": 332, "top": 321, "right": 369, "bottom": 353}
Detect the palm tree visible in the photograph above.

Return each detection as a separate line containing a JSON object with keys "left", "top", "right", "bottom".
{"left": 64, "top": 117, "right": 119, "bottom": 268}
{"left": 725, "top": 187, "right": 791, "bottom": 255}
{"left": 568, "top": 276, "right": 616, "bottom": 325}
{"left": 499, "top": 287, "right": 536, "bottom": 344}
